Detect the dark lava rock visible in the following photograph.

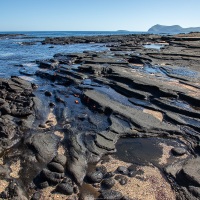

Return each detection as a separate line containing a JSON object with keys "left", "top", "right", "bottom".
{"left": 32, "top": 83, "right": 38, "bottom": 89}
{"left": 78, "top": 113, "right": 88, "bottom": 120}
{"left": 39, "top": 181, "right": 49, "bottom": 189}
{"left": 49, "top": 102, "right": 55, "bottom": 107}
{"left": 100, "top": 190, "right": 123, "bottom": 200}
{"left": 96, "top": 165, "right": 107, "bottom": 176}
{"left": 26, "top": 132, "right": 59, "bottom": 163}
{"left": 115, "top": 175, "right": 128, "bottom": 185}
{"left": 5, "top": 180, "right": 28, "bottom": 200}
{"left": 55, "top": 96, "right": 65, "bottom": 103}
{"left": 38, "top": 123, "right": 47, "bottom": 128}
{"left": 41, "top": 168, "right": 64, "bottom": 184}
{"left": 67, "top": 134, "right": 88, "bottom": 185}
{"left": 86, "top": 171, "right": 103, "bottom": 183}
{"left": 73, "top": 186, "right": 79, "bottom": 194}
{"left": 0, "top": 103, "right": 11, "bottom": 115}
{"left": 0, "top": 118, "right": 16, "bottom": 139}
{"left": 189, "top": 186, "right": 200, "bottom": 198}
{"left": 171, "top": 147, "right": 187, "bottom": 156}
{"left": 117, "top": 166, "right": 129, "bottom": 175}
{"left": 48, "top": 162, "right": 64, "bottom": 173}
{"left": 38, "top": 61, "right": 53, "bottom": 69}
{"left": 56, "top": 182, "right": 74, "bottom": 195}
{"left": 128, "top": 170, "right": 136, "bottom": 177}
{"left": 31, "top": 192, "right": 41, "bottom": 200}
{"left": 0, "top": 191, "right": 8, "bottom": 199}
{"left": 53, "top": 154, "right": 67, "bottom": 166}
{"left": 104, "top": 171, "right": 115, "bottom": 178}
{"left": 83, "top": 89, "right": 180, "bottom": 134}
{"left": 95, "top": 133, "right": 116, "bottom": 151}
{"left": 44, "top": 91, "right": 52, "bottom": 97}
{"left": 129, "top": 169, "right": 144, "bottom": 177}
{"left": 127, "top": 164, "right": 137, "bottom": 172}
{"left": 62, "top": 177, "right": 73, "bottom": 184}
{"left": 179, "top": 158, "right": 200, "bottom": 186}
{"left": 101, "top": 178, "right": 115, "bottom": 189}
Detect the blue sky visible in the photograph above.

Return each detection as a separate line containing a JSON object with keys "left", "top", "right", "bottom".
{"left": 1, "top": 0, "right": 200, "bottom": 31}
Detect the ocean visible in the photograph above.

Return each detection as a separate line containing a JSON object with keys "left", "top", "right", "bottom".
{"left": 0, "top": 31, "right": 145, "bottom": 79}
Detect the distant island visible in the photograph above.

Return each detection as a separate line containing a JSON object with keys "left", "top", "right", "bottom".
{"left": 117, "top": 30, "right": 129, "bottom": 32}
{"left": 148, "top": 24, "right": 200, "bottom": 33}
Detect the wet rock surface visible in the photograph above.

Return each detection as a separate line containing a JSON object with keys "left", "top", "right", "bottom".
{"left": 0, "top": 77, "right": 36, "bottom": 154}
{"left": 1, "top": 32, "right": 200, "bottom": 199}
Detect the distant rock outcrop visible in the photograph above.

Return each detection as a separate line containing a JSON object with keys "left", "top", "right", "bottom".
{"left": 148, "top": 24, "right": 200, "bottom": 33}
{"left": 117, "top": 30, "right": 129, "bottom": 32}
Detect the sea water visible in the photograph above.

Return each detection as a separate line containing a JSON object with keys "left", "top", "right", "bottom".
{"left": 0, "top": 31, "right": 145, "bottom": 78}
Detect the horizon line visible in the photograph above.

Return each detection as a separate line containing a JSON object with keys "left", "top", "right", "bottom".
{"left": 0, "top": 30, "right": 146, "bottom": 33}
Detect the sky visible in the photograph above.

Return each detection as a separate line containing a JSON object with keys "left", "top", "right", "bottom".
{"left": 0, "top": 0, "right": 200, "bottom": 31}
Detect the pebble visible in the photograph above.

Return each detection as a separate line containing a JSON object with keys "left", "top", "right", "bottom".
{"left": 101, "top": 178, "right": 115, "bottom": 189}
{"left": 96, "top": 165, "right": 107, "bottom": 176}
{"left": 115, "top": 175, "right": 128, "bottom": 185}
{"left": 104, "top": 171, "right": 115, "bottom": 178}
{"left": 87, "top": 171, "right": 103, "bottom": 183}
{"left": 171, "top": 147, "right": 187, "bottom": 156}
{"left": 117, "top": 166, "right": 129, "bottom": 175}
{"left": 53, "top": 154, "right": 67, "bottom": 166}
{"left": 31, "top": 192, "right": 41, "bottom": 200}
{"left": 49, "top": 102, "right": 55, "bottom": 107}
{"left": 56, "top": 182, "right": 74, "bottom": 195}
{"left": 40, "top": 181, "right": 49, "bottom": 189}
{"left": 44, "top": 91, "right": 52, "bottom": 97}
{"left": 100, "top": 190, "right": 123, "bottom": 200}
{"left": 38, "top": 124, "right": 47, "bottom": 128}
{"left": 48, "top": 162, "right": 65, "bottom": 173}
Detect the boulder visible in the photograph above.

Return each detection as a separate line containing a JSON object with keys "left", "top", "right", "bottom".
{"left": 26, "top": 133, "right": 60, "bottom": 163}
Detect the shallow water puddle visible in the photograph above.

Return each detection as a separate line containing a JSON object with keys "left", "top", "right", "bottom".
{"left": 143, "top": 43, "right": 165, "bottom": 50}
{"left": 114, "top": 137, "right": 186, "bottom": 167}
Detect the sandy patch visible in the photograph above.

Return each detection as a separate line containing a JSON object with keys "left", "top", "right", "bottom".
{"left": 98, "top": 156, "right": 176, "bottom": 200}
{"left": 57, "top": 145, "right": 66, "bottom": 155}
{"left": 171, "top": 81, "right": 199, "bottom": 93}
{"left": 10, "top": 160, "right": 21, "bottom": 178}
{"left": 132, "top": 63, "right": 144, "bottom": 67}
{"left": 46, "top": 112, "right": 57, "bottom": 127}
{"left": 0, "top": 157, "right": 3, "bottom": 165}
{"left": 158, "top": 143, "right": 173, "bottom": 165}
{"left": 54, "top": 131, "right": 64, "bottom": 140}
{"left": 143, "top": 109, "right": 163, "bottom": 121}
{"left": 41, "top": 186, "right": 77, "bottom": 200}
{"left": 0, "top": 180, "right": 9, "bottom": 193}
{"left": 159, "top": 142, "right": 189, "bottom": 166}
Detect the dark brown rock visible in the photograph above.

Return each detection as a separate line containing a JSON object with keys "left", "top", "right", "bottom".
{"left": 100, "top": 190, "right": 123, "bottom": 200}
{"left": 48, "top": 162, "right": 65, "bottom": 173}
{"left": 86, "top": 171, "right": 103, "bottom": 183}
{"left": 101, "top": 178, "right": 115, "bottom": 189}
{"left": 171, "top": 147, "right": 187, "bottom": 156}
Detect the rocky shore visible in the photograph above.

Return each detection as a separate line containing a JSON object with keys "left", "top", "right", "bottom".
{"left": 1, "top": 32, "right": 200, "bottom": 199}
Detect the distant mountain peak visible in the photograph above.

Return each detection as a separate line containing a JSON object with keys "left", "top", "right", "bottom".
{"left": 148, "top": 24, "right": 200, "bottom": 33}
